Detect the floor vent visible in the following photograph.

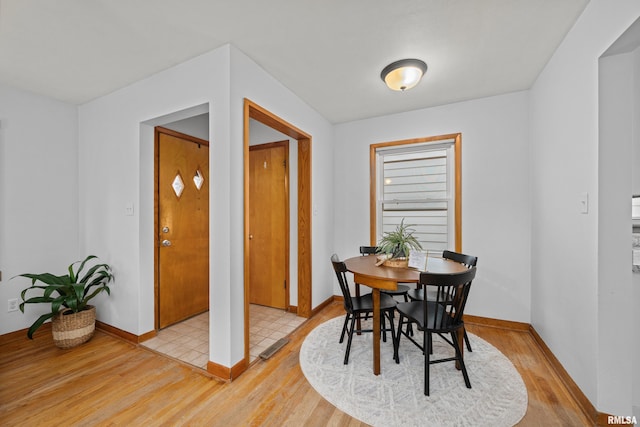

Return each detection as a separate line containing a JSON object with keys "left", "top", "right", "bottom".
{"left": 259, "top": 338, "right": 290, "bottom": 360}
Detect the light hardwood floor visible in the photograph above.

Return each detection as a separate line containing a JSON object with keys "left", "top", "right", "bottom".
{"left": 0, "top": 301, "right": 592, "bottom": 426}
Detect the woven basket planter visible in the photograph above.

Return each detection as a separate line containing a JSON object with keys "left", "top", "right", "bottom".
{"left": 51, "top": 306, "right": 96, "bottom": 349}
{"left": 383, "top": 257, "right": 409, "bottom": 268}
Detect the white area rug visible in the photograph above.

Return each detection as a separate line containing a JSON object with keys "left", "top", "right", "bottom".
{"left": 300, "top": 316, "right": 527, "bottom": 427}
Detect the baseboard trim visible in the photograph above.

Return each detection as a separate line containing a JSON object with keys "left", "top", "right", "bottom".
{"left": 463, "top": 314, "right": 530, "bottom": 331}
{"left": 207, "top": 358, "right": 247, "bottom": 383}
{"left": 311, "top": 296, "right": 335, "bottom": 316}
{"left": 596, "top": 412, "right": 618, "bottom": 426}
{"left": 95, "top": 320, "right": 155, "bottom": 344}
{"left": 0, "top": 322, "right": 52, "bottom": 344}
{"left": 137, "top": 329, "right": 157, "bottom": 343}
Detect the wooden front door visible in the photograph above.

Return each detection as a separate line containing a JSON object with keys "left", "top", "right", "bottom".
{"left": 249, "top": 141, "right": 289, "bottom": 309}
{"left": 157, "top": 127, "right": 209, "bottom": 329}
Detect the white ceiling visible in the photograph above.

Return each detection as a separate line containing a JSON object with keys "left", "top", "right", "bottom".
{"left": 0, "top": 0, "right": 589, "bottom": 124}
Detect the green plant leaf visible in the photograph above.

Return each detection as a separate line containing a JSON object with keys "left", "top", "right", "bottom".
{"left": 51, "top": 295, "right": 66, "bottom": 315}
{"left": 376, "top": 218, "right": 423, "bottom": 258}
{"left": 42, "top": 285, "right": 65, "bottom": 299}
{"left": 85, "top": 269, "right": 110, "bottom": 286}
{"left": 22, "top": 295, "right": 55, "bottom": 304}
{"left": 74, "top": 256, "right": 98, "bottom": 281}
{"left": 79, "top": 263, "right": 111, "bottom": 286}
{"left": 20, "top": 285, "right": 48, "bottom": 302}
{"left": 17, "top": 273, "right": 69, "bottom": 286}
{"left": 27, "top": 312, "right": 55, "bottom": 340}
{"left": 83, "top": 286, "right": 110, "bottom": 304}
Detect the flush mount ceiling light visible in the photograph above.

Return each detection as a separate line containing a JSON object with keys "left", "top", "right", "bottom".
{"left": 380, "top": 59, "right": 428, "bottom": 91}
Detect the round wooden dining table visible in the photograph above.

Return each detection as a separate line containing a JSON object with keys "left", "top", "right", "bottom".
{"left": 343, "top": 255, "right": 469, "bottom": 375}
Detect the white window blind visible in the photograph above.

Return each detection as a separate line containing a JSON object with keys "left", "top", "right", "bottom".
{"left": 376, "top": 142, "right": 455, "bottom": 252}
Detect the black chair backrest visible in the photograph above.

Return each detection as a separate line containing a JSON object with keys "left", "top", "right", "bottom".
{"left": 359, "top": 246, "right": 378, "bottom": 256}
{"left": 331, "top": 254, "right": 354, "bottom": 313}
{"left": 442, "top": 250, "right": 477, "bottom": 268}
{"left": 419, "top": 267, "right": 476, "bottom": 330}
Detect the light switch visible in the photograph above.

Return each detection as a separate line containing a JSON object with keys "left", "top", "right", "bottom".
{"left": 579, "top": 193, "right": 589, "bottom": 214}
{"left": 125, "top": 202, "right": 134, "bottom": 216}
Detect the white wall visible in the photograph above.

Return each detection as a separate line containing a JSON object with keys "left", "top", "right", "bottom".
{"left": 163, "top": 113, "right": 209, "bottom": 141}
{"left": 634, "top": 43, "right": 640, "bottom": 423}
{"left": 599, "top": 50, "right": 634, "bottom": 416}
{"left": 334, "top": 91, "right": 531, "bottom": 323}
{"left": 0, "top": 83, "right": 79, "bottom": 335}
{"left": 529, "top": 0, "right": 640, "bottom": 415}
{"left": 76, "top": 44, "right": 334, "bottom": 369}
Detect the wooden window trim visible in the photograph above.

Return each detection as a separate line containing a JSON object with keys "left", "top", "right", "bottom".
{"left": 369, "top": 133, "right": 462, "bottom": 252}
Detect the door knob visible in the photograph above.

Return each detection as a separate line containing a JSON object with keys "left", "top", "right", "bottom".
{"left": 249, "top": 234, "right": 253, "bottom": 240}
{"left": 162, "top": 239, "right": 172, "bottom": 247}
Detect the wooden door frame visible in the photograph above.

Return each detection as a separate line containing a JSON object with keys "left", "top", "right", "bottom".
{"left": 243, "top": 99, "right": 312, "bottom": 363}
{"left": 154, "top": 125, "right": 210, "bottom": 330}
{"left": 248, "top": 140, "right": 290, "bottom": 310}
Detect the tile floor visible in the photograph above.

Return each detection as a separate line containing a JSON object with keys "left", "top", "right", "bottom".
{"left": 141, "top": 304, "right": 306, "bottom": 369}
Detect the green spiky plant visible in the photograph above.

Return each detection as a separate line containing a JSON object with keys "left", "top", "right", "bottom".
{"left": 377, "top": 218, "right": 423, "bottom": 258}
{"left": 14, "top": 255, "right": 113, "bottom": 339}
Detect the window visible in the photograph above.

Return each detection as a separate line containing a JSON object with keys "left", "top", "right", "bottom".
{"left": 370, "top": 134, "right": 461, "bottom": 253}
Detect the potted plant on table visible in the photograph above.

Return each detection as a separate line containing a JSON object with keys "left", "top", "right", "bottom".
{"left": 377, "top": 219, "right": 423, "bottom": 267}
{"left": 13, "top": 255, "right": 114, "bottom": 348}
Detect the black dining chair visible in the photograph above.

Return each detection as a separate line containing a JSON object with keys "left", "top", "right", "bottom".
{"left": 407, "top": 250, "right": 477, "bottom": 352}
{"left": 394, "top": 267, "right": 477, "bottom": 396}
{"left": 331, "top": 254, "right": 397, "bottom": 365}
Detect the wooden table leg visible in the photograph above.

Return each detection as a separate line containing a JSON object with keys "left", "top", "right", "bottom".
{"left": 350, "top": 271, "right": 397, "bottom": 376}
{"left": 372, "top": 288, "right": 381, "bottom": 375}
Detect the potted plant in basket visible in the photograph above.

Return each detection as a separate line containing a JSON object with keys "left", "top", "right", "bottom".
{"left": 13, "top": 255, "right": 113, "bottom": 348}
{"left": 377, "top": 219, "right": 423, "bottom": 267}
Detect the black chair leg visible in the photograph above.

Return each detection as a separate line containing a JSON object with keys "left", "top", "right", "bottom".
{"left": 381, "top": 311, "right": 387, "bottom": 342}
{"left": 405, "top": 306, "right": 414, "bottom": 336}
{"left": 424, "top": 330, "right": 431, "bottom": 396}
{"left": 387, "top": 310, "right": 396, "bottom": 354}
{"left": 344, "top": 316, "right": 357, "bottom": 365}
{"left": 451, "top": 331, "right": 471, "bottom": 389}
{"left": 402, "top": 314, "right": 414, "bottom": 337}
{"left": 393, "top": 314, "right": 404, "bottom": 363}
{"left": 464, "top": 328, "right": 472, "bottom": 352}
{"left": 339, "top": 314, "right": 349, "bottom": 343}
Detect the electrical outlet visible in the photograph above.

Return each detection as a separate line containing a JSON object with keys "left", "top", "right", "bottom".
{"left": 8, "top": 298, "right": 19, "bottom": 312}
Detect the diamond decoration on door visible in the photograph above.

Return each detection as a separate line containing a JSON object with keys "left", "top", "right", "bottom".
{"left": 172, "top": 173, "right": 185, "bottom": 198}
{"left": 193, "top": 169, "right": 204, "bottom": 190}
